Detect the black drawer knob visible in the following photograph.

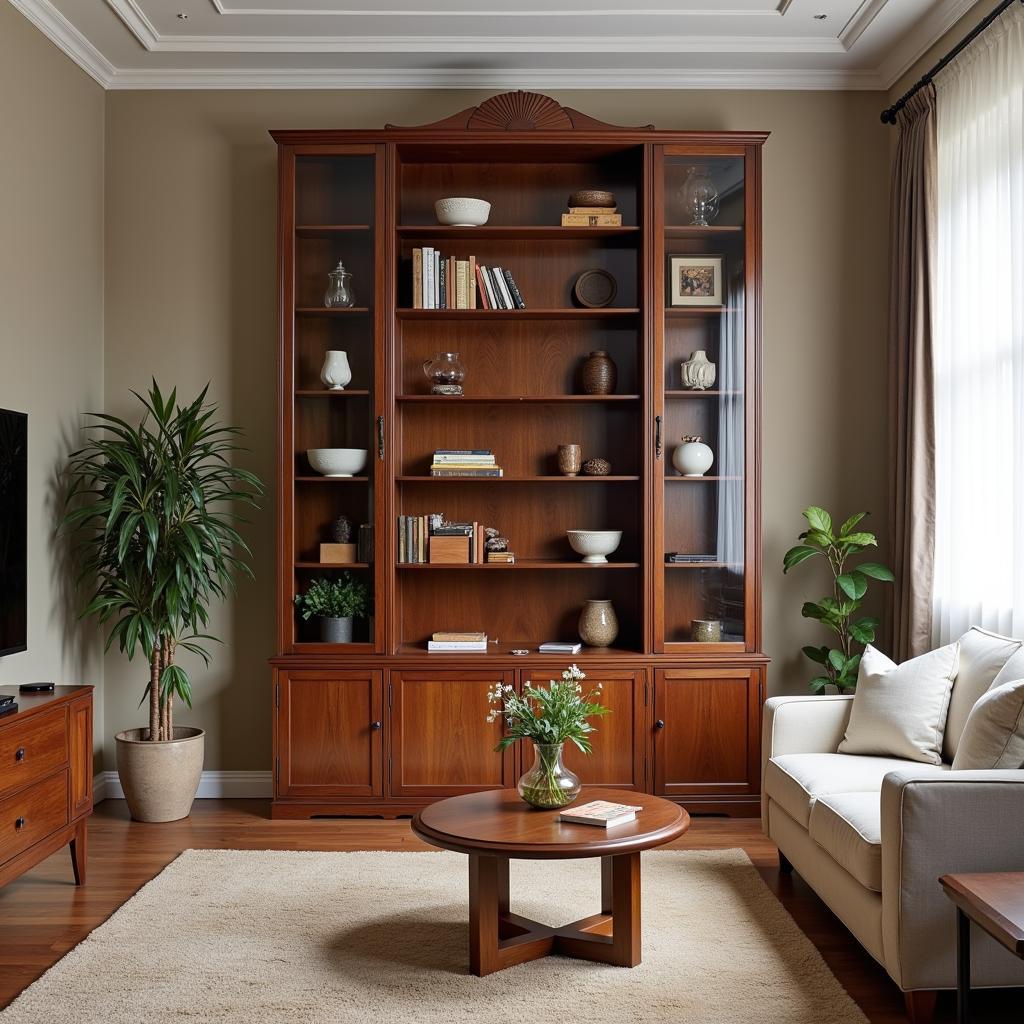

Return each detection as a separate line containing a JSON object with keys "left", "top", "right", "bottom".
{"left": 15, "top": 817, "right": 26, "bottom": 830}
{"left": 654, "top": 719, "right": 666, "bottom": 730}
{"left": 370, "top": 721, "right": 382, "bottom": 731}
{"left": 15, "top": 747, "right": 25, "bottom": 762}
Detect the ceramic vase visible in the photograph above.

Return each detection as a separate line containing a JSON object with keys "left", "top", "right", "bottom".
{"left": 320, "top": 351, "right": 352, "bottom": 391}
{"left": 692, "top": 619, "right": 723, "bottom": 643}
{"left": 578, "top": 598, "right": 619, "bottom": 647}
{"left": 557, "top": 444, "right": 583, "bottom": 476}
{"left": 680, "top": 350, "right": 717, "bottom": 391}
{"left": 581, "top": 351, "right": 617, "bottom": 395}
{"left": 672, "top": 436, "right": 714, "bottom": 477}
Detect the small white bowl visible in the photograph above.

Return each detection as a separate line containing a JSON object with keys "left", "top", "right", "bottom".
{"left": 434, "top": 197, "right": 491, "bottom": 227}
{"left": 307, "top": 448, "right": 367, "bottom": 478}
{"left": 566, "top": 529, "right": 623, "bottom": 564}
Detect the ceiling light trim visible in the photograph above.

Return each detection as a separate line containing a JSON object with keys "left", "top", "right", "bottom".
{"left": 8, "top": 0, "right": 115, "bottom": 87}
{"left": 209, "top": 0, "right": 798, "bottom": 16}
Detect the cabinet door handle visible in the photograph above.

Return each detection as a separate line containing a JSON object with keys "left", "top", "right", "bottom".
{"left": 655, "top": 415, "right": 663, "bottom": 460}
{"left": 654, "top": 719, "right": 666, "bottom": 730}
{"left": 376, "top": 416, "right": 385, "bottom": 460}
{"left": 14, "top": 817, "right": 25, "bottom": 830}
{"left": 370, "top": 720, "right": 382, "bottom": 731}
{"left": 15, "top": 747, "right": 25, "bottom": 762}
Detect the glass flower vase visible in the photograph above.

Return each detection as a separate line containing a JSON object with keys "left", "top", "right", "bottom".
{"left": 517, "top": 742, "right": 581, "bottom": 809}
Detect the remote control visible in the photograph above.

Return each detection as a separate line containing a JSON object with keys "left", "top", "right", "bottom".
{"left": 19, "top": 682, "right": 55, "bottom": 693}
{"left": 0, "top": 700, "right": 17, "bottom": 716}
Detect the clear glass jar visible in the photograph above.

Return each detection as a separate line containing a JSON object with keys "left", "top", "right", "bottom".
{"left": 422, "top": 352, "right": 467, "bottom": 395}
{"left": 517, "top": 742, "right": 582, "bottom": 809}
{"left": 679, "top": 166, "right": 720, "bottom": 227}
{"left": 324, "top": 261, "right": 354, "bottom": 308}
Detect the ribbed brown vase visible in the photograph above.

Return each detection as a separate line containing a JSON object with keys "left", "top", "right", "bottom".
{"left": 581, "top": 351, "right": 617, "bottom": 395}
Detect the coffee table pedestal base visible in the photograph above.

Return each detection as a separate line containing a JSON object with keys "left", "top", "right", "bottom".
{"left": 469, "top": 852, "right": 641, "bottom": 977}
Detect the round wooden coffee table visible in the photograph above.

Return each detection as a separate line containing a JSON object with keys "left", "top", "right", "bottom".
{"left": 412, "top": 787, "right": 690, "bottom": 976}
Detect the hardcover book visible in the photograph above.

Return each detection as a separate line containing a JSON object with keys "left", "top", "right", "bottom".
{"left": 558, "top": 800, "right": 642, "bottom": 828}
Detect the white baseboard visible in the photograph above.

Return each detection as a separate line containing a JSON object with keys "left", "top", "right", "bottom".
{"left": 93, "top": 770, "right": 272, "bottom": 802}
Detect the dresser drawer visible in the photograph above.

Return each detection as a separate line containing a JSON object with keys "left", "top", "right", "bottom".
{"left": 0, "top": 710, "right": 68, "bottom": 800}
{"left": 0, "top": 770, "right": 69, "bottom": 865}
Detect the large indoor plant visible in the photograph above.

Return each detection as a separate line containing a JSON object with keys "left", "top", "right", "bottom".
{"left": 487, "top": 665, "right": 609, "bottom": 809}
{"left": 783, "top": 505, "right": 894, "bottom": 693}
{"left": 293, "top": 573, "right": 370, "bottom": 643}
{"left": 63, "top": 381, "right": 262, "bottom": 821}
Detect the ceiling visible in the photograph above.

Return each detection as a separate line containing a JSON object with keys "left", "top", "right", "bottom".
{"left": 9, "top": 0, "right": 980, "bottom": 90}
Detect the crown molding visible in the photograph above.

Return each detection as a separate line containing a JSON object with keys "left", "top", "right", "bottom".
{"left": 877, "top": 0, "right": 978, "bottom": 88}
{"left": 8, "top": 0, "right": 115, "bottom": 87}
{"left": 104, "top": 66, "right": 884, "bottom": 90}
{"left": 209, "top": 0, "right": 797, "bottom": 16}
{"left": 839, "top": 0, "right": 890, "bottom": 51}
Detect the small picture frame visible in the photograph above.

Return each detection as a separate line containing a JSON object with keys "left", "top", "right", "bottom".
{"left": 668, "top": 254, "right": 724, "bottom": 307}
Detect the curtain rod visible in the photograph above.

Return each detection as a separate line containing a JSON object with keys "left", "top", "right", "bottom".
{"left": 881, "top": 0, "right": 1022, "bottom": 124}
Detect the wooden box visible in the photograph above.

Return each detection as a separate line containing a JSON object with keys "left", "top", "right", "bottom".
{"left": 429, "top": 536, "right": 471, "bottom": 564}
{"left": 320, "top": 543, "right": 358, "bottom": 564}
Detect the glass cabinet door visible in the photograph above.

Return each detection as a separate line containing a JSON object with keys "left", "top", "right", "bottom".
{"left": 654, "top": 146, "right": 755, "bottom": 652}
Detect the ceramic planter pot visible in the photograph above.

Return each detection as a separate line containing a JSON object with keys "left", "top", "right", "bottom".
{"left": 672, "top": 436, "right": 714, "bottom": 477}
{"left": 115, "top": 727, "right": 204, "bottom": 823}
{"left": 319, "top": 616, "right": 354, "bottom": 643}
{"left": 578, "top": 598, "right": 619, "bottom": 647}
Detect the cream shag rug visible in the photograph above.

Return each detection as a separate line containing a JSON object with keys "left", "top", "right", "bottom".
{"left": 2, "top": 848, "right": 866, "bottom": 1024}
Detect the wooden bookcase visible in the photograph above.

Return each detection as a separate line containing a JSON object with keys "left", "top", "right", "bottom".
{"left": 270, "top": 93, "right": 768, "bottom": 818}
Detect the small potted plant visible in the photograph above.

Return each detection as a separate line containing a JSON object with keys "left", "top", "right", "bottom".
{"left": 487, "top": 665, "right": 609, "bottom": 809}
{"left": 294, "top": 573, "right": 370, "bottom": 643}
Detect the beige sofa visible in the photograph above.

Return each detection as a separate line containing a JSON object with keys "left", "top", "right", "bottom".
{"left": 762, "top": 626, "right": 1024, "bottom": 1022}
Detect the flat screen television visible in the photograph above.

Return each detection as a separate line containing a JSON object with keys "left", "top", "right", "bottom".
{"left": 0, "top": 409, "right": 27, "bottom": 657}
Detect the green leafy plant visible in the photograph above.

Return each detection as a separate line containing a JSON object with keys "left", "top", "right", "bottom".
{"left": 486, "top": 666, "right": 610, "bottom": 806}
{"left": 783, "top": 506, "right": 895, "bottom": 693}
{"left": 294, "top": 574, "right": 369, "bottom": 621}
{"left": 63, "top": 381, "right": 263, "bottom": 742}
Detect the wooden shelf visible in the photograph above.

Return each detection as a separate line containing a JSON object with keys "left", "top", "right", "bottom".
{"left": 295, "top": 562, "right": 370, "bottom": 569}
{"left": 397, "top": 560, "right": 640, "bottom": 570}
{"left": 665, "top": 307, "right": 738, "bottom": 317}
{"left": 398, "top": 475, "right": 640, "bottom": 483}
{"left": 295, "top": 307, "right": 371, "bottom": 316}
{"left": 396, "top": 308, "right": 640, "bottom": 320}
{"left": 397, "top": 225, "right": 640, "bottom": 240}
{"left": 664, "top": 561, "right": 742, "bottom": 570}
{"left": 397, "top": 394, "right": 640, "bottom": 404}
{"left": 664, "top": 390, "right": 742, "bottom": 399}
{"left": 296, "top": 224, "right": 372, "bottom": 237}
{"left": 295, "top": 475, "right": 369, "bottom": 483}
{"left": 664, "top": 475, "right": 743, "bottom": 482}
{"left": 396, "top": 641, "right": 644, "bottom": 658}
{"left": 664, "top": 225, "right": 744, "bottom": 237}
{"left": 295, "top": 389, "right": 370, "bottom": 398}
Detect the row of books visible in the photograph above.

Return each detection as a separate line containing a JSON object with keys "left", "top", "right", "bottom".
{"left": 397, "top": 515, "right": 489, "bottom": 564}
{"left": 560, "top": 205, "right": 623, "bottom": 228}
{"left": 430, "top": 449, "right": 503, "bottom": 478}
{"left": 427, "top": 631, "right": 488, "bottom": 652}
{"left": 411, "top": 249, "right": 526, "bottom": 310}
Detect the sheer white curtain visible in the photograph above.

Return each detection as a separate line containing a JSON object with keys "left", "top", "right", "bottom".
{"left": 932, "top": 5, "right": 1024, "bottom": 643}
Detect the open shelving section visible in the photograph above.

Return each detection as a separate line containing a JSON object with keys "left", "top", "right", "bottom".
{"left": 270, "top": 93, "right": 767, "bottom": 819}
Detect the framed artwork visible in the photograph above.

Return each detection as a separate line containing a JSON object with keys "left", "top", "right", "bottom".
{"left": 668, "top": 255, "right": 724, "bottom": 307}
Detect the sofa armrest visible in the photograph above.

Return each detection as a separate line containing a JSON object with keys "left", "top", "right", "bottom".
{"left": 880, "top": 769, "right": 1024, "bottom": 991}
{"left": 761, "top": 695, "right": 853, "bottom": 826}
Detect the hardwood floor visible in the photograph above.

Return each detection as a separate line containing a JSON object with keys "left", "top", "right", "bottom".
{"left": 0, "top": 799, "right": 1015, "bottom": 1021}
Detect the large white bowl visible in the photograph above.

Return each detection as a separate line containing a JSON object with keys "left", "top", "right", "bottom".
{"left": 566, "top": 529, "right": 623, "bottom": 564}
{"left": 434, "top": 197, "right": 491, "bottom": 227}
{"left": 307, "top": 448, "right": 367, "bottom": 478}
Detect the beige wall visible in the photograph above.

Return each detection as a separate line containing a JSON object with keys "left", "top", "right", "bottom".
{"left": 0, "top": 4, "right": 105, "bottom": 761}
{"left": 102, "top": 88, "right": 891, "bottom": 771}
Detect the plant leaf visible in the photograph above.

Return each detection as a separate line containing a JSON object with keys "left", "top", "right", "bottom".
{"left": 857, "top": 561, "right": 895, "bottom": 582}
{"left": 783, "top": 545, "right": 819, "bottom": 572}
{"left": 803, "top": 505, "right": 833, "bottom": 537}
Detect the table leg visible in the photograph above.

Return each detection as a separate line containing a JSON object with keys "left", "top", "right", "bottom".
{"left": 608, "top": 852, "right": 641, "bottom": 967}
{"left": 956, "top": 908, "right": 971, "bottom": 1024}
{"left": 469, "top": 854, "right": 507, "bottom": 976}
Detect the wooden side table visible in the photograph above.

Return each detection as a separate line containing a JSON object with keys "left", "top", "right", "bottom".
{"left": 939, "top": 872, "right": 1024, "bottom": 1023}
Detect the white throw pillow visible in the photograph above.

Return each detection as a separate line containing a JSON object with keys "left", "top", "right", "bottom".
{"left": 838, "top": 643, "right": 960, "bottom": 765}
{"left": 951, "top": 678, "right": 1024, "bottom": 770}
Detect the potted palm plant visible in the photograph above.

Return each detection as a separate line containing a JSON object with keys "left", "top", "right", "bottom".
{"left": 63, "top": 381, "right": 262, "bottom": 822}
{"left": 293, "top": 574, "right": 370, "bottom": 642}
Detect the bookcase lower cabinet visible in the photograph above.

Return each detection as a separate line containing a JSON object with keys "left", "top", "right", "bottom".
{"left": 652, "top": 668, "right": 764, "bottom": 813}
{"left": 388, "top": 670, "right": 517, "bottom": 799}
{"left": 274, "top": 670, "right": 385, "bottom": 807}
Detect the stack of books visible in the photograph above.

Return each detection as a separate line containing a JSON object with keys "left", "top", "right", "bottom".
{"left": 666, "top": 552, "right": 715, "bottom": 563}
{"left": 539, "top": 641, "right": 582, "bottom": 655}
{"left": 430, "top": 450, "right": 503, "bottom": 478}
{"left": 561, "top": 206, "right": 622, "bottom": 228}
{"left": 411, "top": 249, "right": 525, "bottom": 310}
{"left": 397, "top": 515, "right": 490, "bottom": 564}
{"left": 558, "top": 800, "right": 642, "bottom": 828}
{"left": 486, "top": 550, "right": 516, "bottom": 564}
{"left": 427, "top": 631, "right": 488, "bottom": 652}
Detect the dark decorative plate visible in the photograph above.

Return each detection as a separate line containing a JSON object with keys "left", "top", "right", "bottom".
{"left": 573, "top": 269, "right": 618, "bottom": 309}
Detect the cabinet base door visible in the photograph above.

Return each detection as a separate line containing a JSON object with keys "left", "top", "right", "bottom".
{"left": 653, "top": 668, "right": 761, "bottom": 800}
{"left": 276, "top": 670, "right": 384, "bottom": 799}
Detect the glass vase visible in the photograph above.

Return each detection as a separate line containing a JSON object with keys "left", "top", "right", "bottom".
{"left": 679, "top": 165, "right": 720, "bottom": 227}
{"left": 517, "top": 742, "right": 581, "bottom": 809}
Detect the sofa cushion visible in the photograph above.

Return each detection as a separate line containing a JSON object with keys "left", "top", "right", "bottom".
{"left": 809, "top": 792, "right": 882, "bottom": 892}
{"left": 764, "top": 752, "right": 947, "bottom": 828}
{"left": 943, "top": 627, "right": 1021, "bottom": 762}
{"left": 952, "top": 678, "right": 1024, "bottom": 770}
{"left": 839, "top": 643, "right": 959, "bottom": 764}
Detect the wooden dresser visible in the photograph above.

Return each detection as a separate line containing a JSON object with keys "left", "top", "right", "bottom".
{"left": 0, "top": 685, "right": 93, "bottom": 888}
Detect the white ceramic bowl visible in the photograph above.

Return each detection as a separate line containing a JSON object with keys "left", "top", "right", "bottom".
{"left": 307, "top": 448, "right": 367, "bottom": 478}
{"left": 434, "top": 197, "right": 491, "bottom": 227}
{"left": 566, "top": 529, "right": 623, "bottom": 564}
